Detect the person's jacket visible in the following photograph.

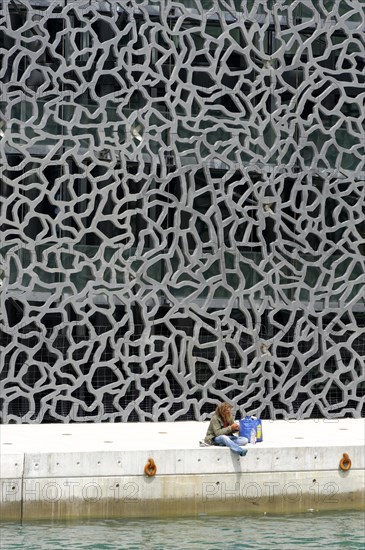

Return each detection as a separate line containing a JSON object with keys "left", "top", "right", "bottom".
{"left": 204, "top": 412, "right": 235, "bottom": 443}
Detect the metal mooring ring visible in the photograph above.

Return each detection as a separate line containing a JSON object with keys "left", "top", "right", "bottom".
{"left": 144, "top": 457, "right": 157, "bottom": 476}
{"left": 339, "top": 452, "right": 352, "bottom": 472}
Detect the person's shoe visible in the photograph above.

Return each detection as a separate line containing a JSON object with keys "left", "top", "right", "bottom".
{"left": 240, "top": 449, "right": 248, "bottom": 457}
{"left": 199, "top": 440, "right": 211, "bottom": 447}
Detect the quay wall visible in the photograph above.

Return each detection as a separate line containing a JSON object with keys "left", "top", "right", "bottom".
{"left": 1, "top": 444, "right": 364, "bottom": 521}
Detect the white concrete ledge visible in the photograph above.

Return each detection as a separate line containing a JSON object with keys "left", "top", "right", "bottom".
{"left": 1, "top": 419, "right": 364, "bottom": 520}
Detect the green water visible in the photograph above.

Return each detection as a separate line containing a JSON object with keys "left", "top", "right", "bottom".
{"left": 1, "top": 511, "right": 364, "bottom": 549}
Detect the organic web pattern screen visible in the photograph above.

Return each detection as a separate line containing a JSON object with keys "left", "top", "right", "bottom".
{"left": 0, "top": 0, "right": 364, "bottom": 422}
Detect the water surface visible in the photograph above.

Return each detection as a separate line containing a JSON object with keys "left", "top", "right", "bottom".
{"left": 1, "top": 510, "right": 364, "bottom": 549}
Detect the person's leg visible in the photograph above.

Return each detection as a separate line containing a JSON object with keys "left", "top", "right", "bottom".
{"left": 213, "top": 435, "right": 247, "bottom": 456}
{"left": 232, "top": 435, "right": 248, "bottom": 446}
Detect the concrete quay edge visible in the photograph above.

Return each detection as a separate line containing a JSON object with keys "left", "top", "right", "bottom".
{"left": 1, "top": 419, "right": 364, "bottom": 520}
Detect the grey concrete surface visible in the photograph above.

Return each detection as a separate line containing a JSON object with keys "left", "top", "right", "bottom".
{"left": 1, "top": 418, "right": 364, "bottom": 453}
{"left": 1, "top": 419, "right": 364, "bottom": 521}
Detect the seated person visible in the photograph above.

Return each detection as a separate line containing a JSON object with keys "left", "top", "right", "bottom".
{"left": 202, "top": 402, "right": 248, "bottom": 456}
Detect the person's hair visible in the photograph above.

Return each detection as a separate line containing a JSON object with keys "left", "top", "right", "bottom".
{"left": 216, "top": 402, "right": 233, "bottom": 425}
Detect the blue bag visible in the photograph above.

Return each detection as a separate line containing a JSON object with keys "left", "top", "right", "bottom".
{"left": 239, "top": 416, "right": 263, "bottom": 442}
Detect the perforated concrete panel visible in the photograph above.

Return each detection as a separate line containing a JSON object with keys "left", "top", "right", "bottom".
{"left": 0, "top": 1, "right": 364, "bottom": 422}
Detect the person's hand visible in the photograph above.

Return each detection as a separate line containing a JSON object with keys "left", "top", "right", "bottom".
{"left": 231, "top": 423, "right": 239, "bottom": 431}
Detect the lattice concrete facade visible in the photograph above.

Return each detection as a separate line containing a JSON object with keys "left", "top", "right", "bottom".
{"left": 0, "top": 0, "right": 364, "bottom": 423}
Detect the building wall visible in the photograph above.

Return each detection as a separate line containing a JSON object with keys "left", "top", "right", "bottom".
{"left": 0, "top": 0, "right": 364, "bottom": 422}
